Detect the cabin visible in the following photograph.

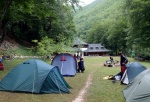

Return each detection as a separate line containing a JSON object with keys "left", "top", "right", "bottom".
{"left": 73, "top": 38, "right": 112, "bottom": 56}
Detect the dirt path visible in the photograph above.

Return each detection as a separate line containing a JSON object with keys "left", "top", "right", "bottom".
{"left": 72, "top": 72, "right": 93, "bottom": 102}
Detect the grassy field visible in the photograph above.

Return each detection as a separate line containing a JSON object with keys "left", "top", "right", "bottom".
{"left": 0, "top": 56, "right": 150, "bottom": 102}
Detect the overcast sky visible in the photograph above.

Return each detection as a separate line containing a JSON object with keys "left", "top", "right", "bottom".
{"left": 79, "top": 0, "right": 95, "bottom": 6}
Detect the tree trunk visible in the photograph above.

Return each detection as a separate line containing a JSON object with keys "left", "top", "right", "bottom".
{"left": 0, "top": 0, "right": 12, "bottom": 45}
{"left": 0, "top": 21, "right": 5, "bottom": 45}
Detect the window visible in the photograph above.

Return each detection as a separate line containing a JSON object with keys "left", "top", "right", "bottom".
{"left": 96, "top": 47, "right": 99, "bottom": 50}
{"left": 90, "top": 47, "right": 93, "bottom": 50}
{"left": 101, "top": 47, "right": 104, "bottom": 49}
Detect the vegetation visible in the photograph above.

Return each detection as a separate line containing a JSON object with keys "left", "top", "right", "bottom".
{"left": 0, "top": 57, "right": 150, "bottom": 102}
{"left": 0, "top": 0, "right": 80, "bottom": 56}
{"left": 0, "top": 0, "right": 150, "bottom": 57}
{"left": 74, "top": 0, "right": 150, "bottom": 56}
{"left": 0, "top": 0, "right": 150, "bottom": 102}
{"left": 125, "top": 0, "right": 150, "bottom": 56}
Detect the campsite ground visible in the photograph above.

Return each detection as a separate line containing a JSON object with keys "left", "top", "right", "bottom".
{"left": 0, "top": 56, "right": 150, "bottom": 102}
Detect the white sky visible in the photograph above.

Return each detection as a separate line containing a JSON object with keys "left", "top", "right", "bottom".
{"left": 79, "top": 0, "right": 95, "bottom": 6}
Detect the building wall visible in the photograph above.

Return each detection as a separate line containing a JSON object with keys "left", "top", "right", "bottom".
{"left": 84, "top": 52, "right": 107, "bottom": 56}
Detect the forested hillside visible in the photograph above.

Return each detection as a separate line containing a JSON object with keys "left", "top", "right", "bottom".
{"left": 0, "top": 0, "right": 150, "bottom": 57}
{"left": 74, "top": 0, "right": 150, "bottom": 56}
{"left": 0, "top": 0, "right": 80, "bottom": 56}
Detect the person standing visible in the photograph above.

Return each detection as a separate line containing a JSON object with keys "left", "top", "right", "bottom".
{"left": 119, "top": 52, "right": 128, "bottom": 78}
{"left": 0, "top": 59, "right": 4, "bottom": 71}
{"left": 77, "top": 57, "right": 85, "bottom": 73}
{"left": 112, "top": 52, "right": 128, "bottom": 84}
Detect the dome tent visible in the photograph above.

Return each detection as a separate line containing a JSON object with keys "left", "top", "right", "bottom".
{"left": 123, "top": 69, "right": 150, "bottom": 102}
{"left": 51, "top": 53, "right": 77, "bottom": 76}
{"left": 0, "top": 59, "right": 71, "bottom": 94}
{"left": 121, "top": 62, "right": 147, "bottom": 84}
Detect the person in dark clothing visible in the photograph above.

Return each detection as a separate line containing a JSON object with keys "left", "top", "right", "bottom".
{"left": 112, "top": 52, "right": 128, "bottom": 84}
{"left": 119, "top": 52, "right": 128, "bottom": 78}
{"left": 110, "top": 56, "right": 114, "bottom": 64}
{"left": 0, "top": 59, "right": 4, "bottom": 71}
{"left": 77, "top": 57, "right": 85, "bottom": 73}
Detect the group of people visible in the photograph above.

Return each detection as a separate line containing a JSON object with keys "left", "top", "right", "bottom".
{"left": 74, "top": 53, "right": 85, "bottom": 73}
{"left": 76, "top": 52, "right": 128, "bottom": 76}
{"left": 110, "top": 52, "right": 128, "bottom": 75}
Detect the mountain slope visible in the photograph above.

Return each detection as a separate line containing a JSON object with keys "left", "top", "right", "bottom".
{"left": 74, "top": 0, "right": 125, "bottom": 41}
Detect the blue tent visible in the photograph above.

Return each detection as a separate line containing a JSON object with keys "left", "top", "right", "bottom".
{"left": 51, "top": 53, "right": 77, "bottom": 76}
{"left": 0, "top": 59, "right": 71, "bottom": 94}
{"left": 121, "top": 62, "right": 147, "bottom": 84}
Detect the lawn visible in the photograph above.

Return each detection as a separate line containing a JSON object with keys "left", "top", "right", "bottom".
{"left": 0, "top": 56, "right": 150, "bottom": 102}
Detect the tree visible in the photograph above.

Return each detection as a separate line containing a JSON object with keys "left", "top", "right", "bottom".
{"left": 74, "top": 0, "right": 128, "bottom": 55}
{"left": 0, "top": 0, "right": 79, "bottom": 46}
{"left": 125, "top": 0, "right": 150, "bottom": 49}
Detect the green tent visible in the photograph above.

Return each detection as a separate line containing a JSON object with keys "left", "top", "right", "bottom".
{"left": 121, "top": 62, "right": 147, "bottom": 84}
{"left": 123, "top": 69, "right": 150, "bottom": 102}
{"left": 0, "top": 59, "right": 71, "bottom": 94}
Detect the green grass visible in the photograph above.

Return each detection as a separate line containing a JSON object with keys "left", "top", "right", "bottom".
{"left": 0, "top": 56, "right": 150, "bottom": 102}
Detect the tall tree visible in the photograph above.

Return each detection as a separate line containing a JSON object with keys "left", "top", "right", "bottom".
{"left": 0, "top": 0, "right": 13, "bottom": 43}
{"left": 0, "top": 0, "right": 79, "bottom": 46}
{"left": 125, "top": 0, "right": 150, "bottom": 49}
